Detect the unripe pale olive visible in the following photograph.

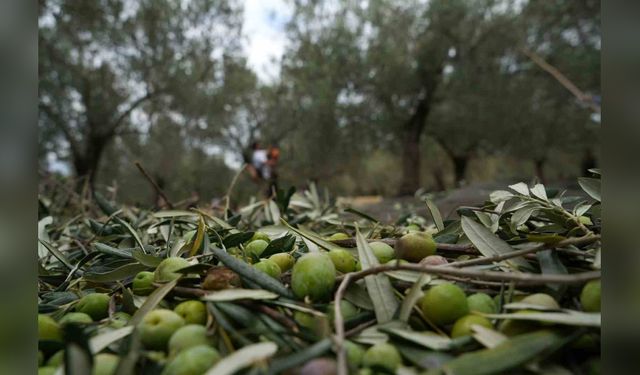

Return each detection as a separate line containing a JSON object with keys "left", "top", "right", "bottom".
{"left": 133, "top": 271, "right": 156, "bottom": 296}
{"left": 450, "top": 314, "right": 493, "bottom": 338}
{"left": 155, "top": 257, "right": 191, "bottom": 282}
{"left": 75, "top": 293, "right": 110, "bottom": 320}
{"left": 327, "top": 300, "right": 359, "bottom": 323}
{"left": 395, "top": 232, "right": 436, "bottom": 262}
{"left": 253, "top": 259, "right": 282, "bottom": 279}
{"left": 250, "top": 231, "right": 271, "bottom": 243}
{"left": 328, "top": 232, "right": 350, "bottom": 241}
{"left": 520, "top": 293, "right": 560, "bottom": 309}
{"left": 245, "top": 240, "right": 269, "bottom": 258}
{"left": 362, "top": 342, "right": 402, "bottom": 372}
{"left": 420, "top": 283, "right": 469, "bottom": 326}
{"left": 291, "top": 253, "right": 336, "bottom": 302}
{"left": 328, "top": 248, "right": 357, "bottom": 273}
{"left": 269, "top": 253, "right": 295, "bottom": 272}
{"left": 467, "top": 293, "right": 497, "bottom": 314}
{"left": 369, "top": 242, "right": 395, "bottom": 263}
{"left": 580, "top": 280, "right": 601, "bottom": 312}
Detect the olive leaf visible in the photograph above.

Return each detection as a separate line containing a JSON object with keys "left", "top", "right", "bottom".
{"left": 202, "top": 288, "right": 279, "bottom": 302}
{"left": 83, "top": 262, "right": 149, "bottom": 283}
{"left": 114, "top": 217, "right": 146, "bottom": 253}
{"left": 63, "top": 324, "right": 94, "bottom": 375}
{"left": 268, "top": 339, "right": 332, "bottom": 375}
{"left": 573, "top": 201, "right": 593, "bottom": 217}
{"left": 510, "top": 204, "right": 539, "bottom": 228}
{"left": 460, "top": 216, "right": 531, "bottom": 270}
{"left": 508, "top": 182, "right": 530, "bottom": 196}
{"left": 210, "top": 246, "right": 293, "bottom": 298}
{"left": 260, "top": 233, "right": 296, "bottom": 258}
{"left": 128, "top": 279, "right": 178, "bottom": 326}
{"left": 153, "top": 210, "right": 198, "bottom": 218}
{"left": 395, "top": 343, "right": 454, "bottom": 370}
{"left": 38, "top": 216, "right": 54, "bottom": 259}
{"left": 222, "top": 231, "right": 254, "bottom": 248}
{"left": 94, "top": 191, "right": 118, "bottom": 216}
{"left": 281, "top": 218, "right": 344, "bottom": 251}
{"left": 345, "top": 207, "right": 380, "bottom": 223}
{"left": 131, "top": 249, "right": 162, "bottom": 267}
{"left": 435, "top": 330, "right": 563, "bottom": 375}
{"left": 490, "top": 190, "right": 514, "bottom": 203}
{"left": 481, "top": 311, "right": 600, "bottom": 327}
{"left": 399, "top": 274, "right": 431, "bottom": 322}
{"left": 578, "top": 177, "right": 601, "bottom": 202}
{"left": 267, "top": 200, "right": 281, "bottom": 224}
{"left": 530, "top": 183, "right": 548, "bottom": 201}
{"left": 189, "top": 214, "right": 206, "bottom": 257}
{"left": 355, "top": 225, "right": 398, "bottom": 323}
{"left": 471, "top": 325, "right": 507, "bottom": 349}
{"left": 93, "top": 243, "right": 134, "bottom": 259}
{"left": 205, "top": 342, "right": 278, "bottom": 375}
{"left": 89, "top": 326, "right": 134, "bottom": 353}
{"left": 424, "top": 198, "right": 444, "bottom": 231}
{"left": 537, "top": 249, "right": 568, "bottom": 296}
{"left": 385, "top": 328, "right": 453, "bottom": 350}
{"left": 344, "top": 283, "right": 374, "bottom": 310}
{"left": 39, "top": 239, "right": 74, "bottom": 270}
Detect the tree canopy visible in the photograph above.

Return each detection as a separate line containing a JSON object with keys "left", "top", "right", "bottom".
{"left": 39, "top": 0, "right": 600, "bottom": 203}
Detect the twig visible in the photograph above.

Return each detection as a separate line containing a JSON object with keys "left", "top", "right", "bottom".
{"left": 331, "top": 238, "right": 396, "bottom": 247}
{"left": 238, "top": 301, "right": 298, "bottom": 332}
{"left": 332, "top": 261, "right": 600, "bottom": 375}
{"left": 172, "top": 195, "right": 200, "bottom": 208}
{"left": 224, "top": 164, "right": 248, "bottom": 220}
{"left": 437, "top": 275, "right": 508, "bottom": 287}
{"left": 154, "top": 284, "right": 207, "bottom": 297}
{"left": 134, "top": 161, "right": 173, "bottom": 209}
{"left": 72, "top": 238, "right": 89, "bottom": 256}
{"left": 446, "top": 234, "right": 600, "bottom": 268}
{"left": 333, "top": 273, "right": 353, "bottom": 375}
{"left": 369, "top": 263, "right": 598, "bottom": 284}
{"left": 436, "top": 243, "right": 477, "bottom": 254}
{"left": 345, "top": 319, "right": 376, "bottom": 337}
{"left": 331, "top": 238, "right": 476, "bottom": 254}
{"left": 521, "top": 47, "right": 600, "bottom": 113}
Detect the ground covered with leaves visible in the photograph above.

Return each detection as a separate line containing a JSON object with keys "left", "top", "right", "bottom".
{"left": 38, "top": 175, "right": 601, "bottom": 375}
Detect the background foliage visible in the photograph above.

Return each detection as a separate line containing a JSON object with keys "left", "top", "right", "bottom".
{"left": 39, "top": 0, "right": 600, "bottom": 204}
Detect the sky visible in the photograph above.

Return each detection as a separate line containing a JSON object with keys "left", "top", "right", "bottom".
{"left": 242, "top": 0, "right": 292, "bottom": 83}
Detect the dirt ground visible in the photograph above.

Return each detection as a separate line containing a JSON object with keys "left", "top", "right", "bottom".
{"left": 338, "top": 180, "right": 587, "bottom": 224}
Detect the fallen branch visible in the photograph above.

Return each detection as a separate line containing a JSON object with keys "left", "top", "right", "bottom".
{"left": 331, "top": 238, "right": 476, "bottom": 254}
{"left": 332, "top": 261, "right": 600, "bottom": 375}
{"left": 447, "top": 234, "right": 600, "bottom": 268}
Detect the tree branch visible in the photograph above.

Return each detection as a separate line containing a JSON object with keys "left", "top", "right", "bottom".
{"left": 134, "top": 161, "right": 174, "bottom": 209}
{"left": 521, "top": 48, "right": 600, "bottom": 113}
{"left": 108, "top": 90, "right": 158, "bottom": 136}
{"left": 39, "top": 101, "right": 82, "bottom": 157}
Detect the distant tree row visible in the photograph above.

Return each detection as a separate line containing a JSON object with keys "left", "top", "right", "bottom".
{"left": 39, "top": 0, "right": 600, "bottom": 203}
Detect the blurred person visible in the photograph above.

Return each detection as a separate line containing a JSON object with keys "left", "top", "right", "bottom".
{"left": 248, "top": 141, "right": 267, "bottom": 181}
{"left": 265, "top": 144, "right": 281, "bottom": 195}
{"left": 247, "top": 141, "right": 280, "bottom": 197}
